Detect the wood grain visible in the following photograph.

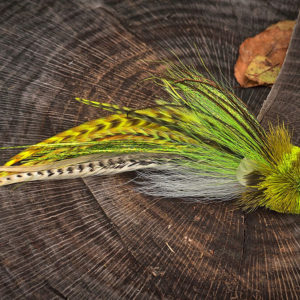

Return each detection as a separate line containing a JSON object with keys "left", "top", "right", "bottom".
{"left": 258, "top": 12, "right": 300, "bottom": 144}
{"left": 0, "top": 1, "right": 299, "bottom": 299}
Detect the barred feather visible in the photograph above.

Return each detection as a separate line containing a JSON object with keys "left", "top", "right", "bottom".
{"left": 0, "top": 154, "right": 172, "bottom": 185}
{"left": 0, "top": 63, "right": 299, "bottom": 214}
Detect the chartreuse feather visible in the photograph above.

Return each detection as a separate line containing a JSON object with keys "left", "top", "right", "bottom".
{"left": 0, "top": 63, "right": 299, "bottom": 214}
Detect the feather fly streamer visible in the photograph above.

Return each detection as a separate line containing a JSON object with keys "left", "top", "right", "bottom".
{"left": 0, "top": 63, "right": 299, "bottom": 214}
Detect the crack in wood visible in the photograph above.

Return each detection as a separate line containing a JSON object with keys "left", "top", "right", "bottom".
{"left": 45, "top": 281, "right": 68, "bottom": 300}
{"left": 239, "top": 213, "right": 248, "bottom": 274}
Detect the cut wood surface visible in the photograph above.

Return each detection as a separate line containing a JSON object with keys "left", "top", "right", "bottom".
{"left": 258, "top": 12, "right": 300, "bottom": 145}
{"left": 0, "top": 1, "right": 299, "bottom": 299}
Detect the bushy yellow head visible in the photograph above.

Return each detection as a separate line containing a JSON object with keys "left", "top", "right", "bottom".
{"left": 260, "top": 145, "right": 300, "bottom": 213}
{"left": 239, "top": 125, "right": 300, "bottom": 214}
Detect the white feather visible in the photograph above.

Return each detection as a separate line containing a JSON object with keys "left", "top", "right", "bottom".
{"left": 135, "top": 166, "right": 243, "bottom": 201}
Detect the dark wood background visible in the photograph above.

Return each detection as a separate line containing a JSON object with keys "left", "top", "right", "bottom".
{"left": 0, "top": 1, "right": 299, "bottom": 299}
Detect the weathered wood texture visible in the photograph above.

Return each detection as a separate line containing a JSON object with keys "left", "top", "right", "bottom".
{"left": 258, "top": 12, "right": 300, "bottom": 144}
{"left": 0, "top": 1, "right": 299, "bottom": 299}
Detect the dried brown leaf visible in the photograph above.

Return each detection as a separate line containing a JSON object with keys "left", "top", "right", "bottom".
{"left": 234, "top": 20, "right": 295, "bottom": 87}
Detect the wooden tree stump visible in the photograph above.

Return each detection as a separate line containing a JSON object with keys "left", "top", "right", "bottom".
{"left": 0, "top": 1, "right": 299, "bottom": 299}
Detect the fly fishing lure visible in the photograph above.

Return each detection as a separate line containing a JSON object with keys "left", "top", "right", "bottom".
{"left": 0, "top": 64, "right": 299, "bottom": 214}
